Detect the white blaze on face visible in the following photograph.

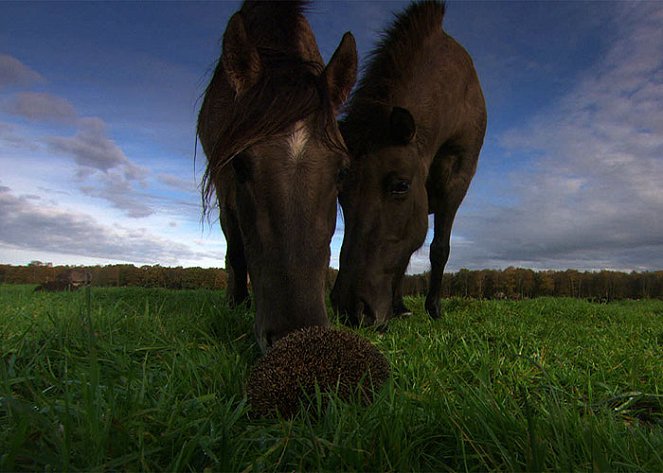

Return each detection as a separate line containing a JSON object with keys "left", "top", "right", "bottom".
{"left": 287, "top": 121, "right": 309, "bottom": 161}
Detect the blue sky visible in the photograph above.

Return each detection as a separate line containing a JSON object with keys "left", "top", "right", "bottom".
{"left": 1, "top": 1, "right": 661, "bottom": 273}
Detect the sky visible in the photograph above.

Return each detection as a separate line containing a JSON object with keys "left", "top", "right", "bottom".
{"left": 1, "top": 1, "right": 662, "bottom": 273}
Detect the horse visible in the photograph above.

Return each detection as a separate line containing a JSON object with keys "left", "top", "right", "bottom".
{"left": 331, "top": 0, "right": 486, "bottom": 327}
{"left": 197, "top": 0, "right": 357, "bottom": 352}
{"left": 34, "top": 280, "right": 74, "bottom": 292}
{"left": 34, "top": 269, "right": 91, "bottom": 292}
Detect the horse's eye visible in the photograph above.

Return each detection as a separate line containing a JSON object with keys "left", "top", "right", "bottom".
{"left": 389, "top": 179, "right": 410, "bottom": 197}
{"left": 232, "top": 154, "right": 251, "bottom": 183}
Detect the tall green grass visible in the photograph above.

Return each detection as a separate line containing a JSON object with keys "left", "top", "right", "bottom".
{"left": 1, "top": 284, "right": 662, "bottom": 471}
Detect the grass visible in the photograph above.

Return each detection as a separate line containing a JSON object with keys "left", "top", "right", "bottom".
{"left": 1, "top": 284, "right": 662, "bottom": 471}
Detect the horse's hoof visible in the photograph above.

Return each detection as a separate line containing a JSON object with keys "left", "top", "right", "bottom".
{"left": 425, "top": 301, "right": 440, "bottom": 319}
{"left": 392, "top": 300, "right": 413, "bottom": 318}
{"left": 375, "top": 322, "right": 389, "bottom": 335}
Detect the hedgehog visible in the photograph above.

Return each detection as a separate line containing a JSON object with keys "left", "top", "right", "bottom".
{"left": 246, "top": 326, "right": 390, "bottom": 419}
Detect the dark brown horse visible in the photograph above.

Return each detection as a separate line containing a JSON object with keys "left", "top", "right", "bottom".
{"left": 197, "top": 1, "right": 357, "bottom": 351}
{"left": 331, "top": 1, "right": 486, "bottom": 327}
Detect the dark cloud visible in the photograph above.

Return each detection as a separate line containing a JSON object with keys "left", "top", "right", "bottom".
{"left": 0, "top": 54, "right": 43, "bottom": 89}
{"left": 0, "top": 185, "right": 201, "bottom": 265}
{"left": 3, "top": 92, "right": 77, "bottom": 122}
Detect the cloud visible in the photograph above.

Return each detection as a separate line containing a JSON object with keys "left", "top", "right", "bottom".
{"left": 458, "top": 2, "right": 663, "bottom": 271}
{"left": 0, "top": 122, "right": 39, "bottom": 151}
{"left": 48, "top": 117, "right": 142, "bottom": 173}
{"left": 0, "top": 184, "right": 201, "bottom": 265}
{"left": 45, "top": 117, "right": 154, "bottom": 217}
{"left": 158, "top": 173, "right": 197, "bottom": 193}
{"left": 0, "top": 54, "right": 44, "bottom": 89}
{"left": 79, "top": 172, "right": 154, "bottom": 218}
{"left": 3, "top": 92, "right": 77, "bottom": 122}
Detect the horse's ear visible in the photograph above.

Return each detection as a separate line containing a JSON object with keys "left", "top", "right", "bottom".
{"left": 323, "top": 32, "right": 358, "bottom": 112}
{"left": 222, "top": 12, "right": 262, "bottom": 95}
{"left": 390, "top": 106, "right": 416, "bottom": 144}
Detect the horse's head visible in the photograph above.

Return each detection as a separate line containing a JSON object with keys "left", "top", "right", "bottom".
{"left": 203, "top": 12, "right": 357, "bottom": 351}
{"left": 332, "top": 107, "right": 429, "bottom": 327}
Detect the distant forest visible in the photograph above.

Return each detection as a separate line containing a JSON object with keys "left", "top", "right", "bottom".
{"left": 2, "top": 263, "right": 663, "bottom": 300}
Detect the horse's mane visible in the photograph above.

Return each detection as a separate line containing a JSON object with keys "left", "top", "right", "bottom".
{"left": 199, "top": 0, "right": 344, "bottom": 216}
{"left": 342, "top": 0, "right": 446, "bottom": 151}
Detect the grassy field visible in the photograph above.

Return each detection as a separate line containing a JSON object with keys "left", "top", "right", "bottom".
{"left": 1, "top": 284, "right": 662, "bottom": 471}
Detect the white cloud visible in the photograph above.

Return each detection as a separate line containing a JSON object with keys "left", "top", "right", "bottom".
{"left": 0, "top": 40, "right": 220, "bottom": 268}
{"left": 0, "top": 51, "right": 166, "bottom": 223}
{"left": 0, "top": 184, "right": 203, "bottom": 265}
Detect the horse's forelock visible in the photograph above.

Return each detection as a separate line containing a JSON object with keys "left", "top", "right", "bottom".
{"left": 202, "top": 57, "right": 344, "bottom": 217}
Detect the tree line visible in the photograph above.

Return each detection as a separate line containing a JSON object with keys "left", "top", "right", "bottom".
{"left": 0, "top": 264, "right": 228, "bottom": 290}
{"left": 401, "top": 267, "right": 663, "bottom": 300}
{"left": 1, "top": 263, "right": 662, "bottom": 300}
